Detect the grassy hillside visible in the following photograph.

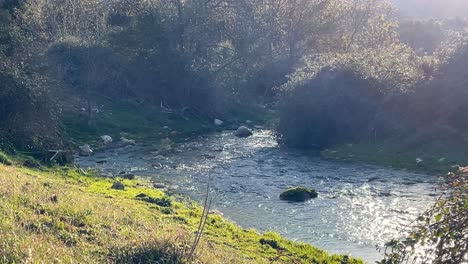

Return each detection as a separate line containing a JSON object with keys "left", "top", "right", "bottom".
{"left": 0, "top": 160, "right": 361, "bottom": 264}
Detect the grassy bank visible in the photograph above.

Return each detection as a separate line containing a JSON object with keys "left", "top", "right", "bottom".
{"left": 321, "top": 143, "right": 467, "bottom": 175}
{"left": 0, "top": 158, "right": 361, "bottom": 263}
{"left": 62, "top": 95, "right": 274, "bottom": 149}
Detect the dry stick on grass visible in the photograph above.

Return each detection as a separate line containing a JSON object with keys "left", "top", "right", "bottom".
{"left": 190, "top": 198, "right": 213, "bottom": 261}
{"left": 188, "top": 180, "right": 211, "bottom": 260}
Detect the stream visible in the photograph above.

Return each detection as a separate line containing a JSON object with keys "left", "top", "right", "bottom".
{"left": 76, "top": 130, "right": 439, "bottom": 263}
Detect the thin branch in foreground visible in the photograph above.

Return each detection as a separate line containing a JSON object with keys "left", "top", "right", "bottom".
{"left": 188, "top": 179, "right": 212, "bottom": 260}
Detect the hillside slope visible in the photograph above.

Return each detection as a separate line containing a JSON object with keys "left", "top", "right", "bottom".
{"left": 0, "top": 162, "right": 361, "bottom": 264}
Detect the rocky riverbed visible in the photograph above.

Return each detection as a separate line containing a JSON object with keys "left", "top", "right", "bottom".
{"left": 76, "top": 129, "right": 439, "bottom": 263}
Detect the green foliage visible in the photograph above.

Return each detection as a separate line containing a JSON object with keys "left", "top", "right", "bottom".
{"left": 259, "top": 238, "right": 281, "bottom": 250}
{"left": 0, "top": 151, "right": 12, "bottom": 165}
{"left": 278, "top": 69, "right": 385, "bottom": 149}
{"left": 321, "top": 143, "right": 464, "bottom": 175}
{"left": 380, "top": 168, "right": 468, "bottom": 263}
{"left": 137, "top": 195, "right": 172, "bottom": 208}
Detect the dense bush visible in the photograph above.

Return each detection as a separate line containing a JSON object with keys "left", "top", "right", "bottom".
{"left": 0, "top": 69, "right": 62, "bottom": 152}
{"left": 0, "top": 4, "right": 64, "bottom": 154}
{"left": 2, "top": 0, "right": 468, "bottom": 159}
{"left": 277, "top": 68, "right": 384, "bottom": 149}
{"left": 277, "top": 14, "right": 468, "bottom": 151}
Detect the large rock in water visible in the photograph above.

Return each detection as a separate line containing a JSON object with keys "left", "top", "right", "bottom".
{"left": 234, "top": 126, "right": 253, "bottom": 138}
{"left": 280, "top": 187, "right": 318, "bottom": 202}
{"left": 100, "top": 135, "right": 113, "bottom": 145}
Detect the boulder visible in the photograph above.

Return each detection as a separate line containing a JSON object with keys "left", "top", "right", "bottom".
{"left": 79, "top": 144, "right": 93, "bottom": 156}
{"left": 111, "top": 182, "right": 125, "bottom": 190}
{"left": 280, "top": 187, "right": 318, "bottom": 202}
{"left": 234, "top": 126, "right": 253, "bottom": 138}
{"left": 100, "top": 135, "right": 113, "bottom": 145}
{"left": 214, "top": 118, "right": 224, "bottom": 126}
{"left": 153, "top": 183, "right": 167, "bottom": 189}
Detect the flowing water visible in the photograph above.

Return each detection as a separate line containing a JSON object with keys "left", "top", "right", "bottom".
{"left": 76, "top": 130, "right": 439, "bottom": 263}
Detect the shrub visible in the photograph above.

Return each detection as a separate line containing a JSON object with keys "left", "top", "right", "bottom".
{"left": 277, "top": 68, "right": 384, "bottom": 149}
{"left": 381, "top": 167, "right": 468, "bottom": 263}
{"left": 138, "top": 195, "right": 172, "bottom": 208}
{"left": 0, "top": 151, "right": 12, "bottom": 165}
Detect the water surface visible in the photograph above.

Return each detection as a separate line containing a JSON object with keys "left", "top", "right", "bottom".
{"left": 76, "top": 130, "right": 438, "bottom": 263}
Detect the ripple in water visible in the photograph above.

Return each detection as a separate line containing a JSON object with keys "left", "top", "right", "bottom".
{"left": 76, "top": 130, "right": 439, "bottom": 263}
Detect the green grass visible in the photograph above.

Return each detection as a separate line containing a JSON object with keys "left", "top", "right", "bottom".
{"left": 62, "top": 96, "right": 214, "bottom": 148}
{"left": 61, "top": 95, "right": 276, "bottom": 156}
{"left": 0, "top": 163, "right": 362, "bottom": 263}
{"left": 321, "top": 143, "right": 466, "bottom": 175}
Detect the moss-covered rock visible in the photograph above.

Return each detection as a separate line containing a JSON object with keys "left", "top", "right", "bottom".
{"left": 280, "top": 187, "right": 318, "bottom": 202}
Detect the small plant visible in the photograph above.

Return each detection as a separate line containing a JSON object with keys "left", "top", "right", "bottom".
{"left": 259, "top": 238, "right": 280, "bottom": 249}
{"left": 138, "top": 195, "right": 172, "bottom": 207}
{"left": 0, "top": 152, "right": 12, "bottom": 165}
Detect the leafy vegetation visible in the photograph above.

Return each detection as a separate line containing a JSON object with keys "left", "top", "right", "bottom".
{"left": 277, "top": 14, "right": 468, "bottom": 171}
{"left": 2, "top": 0, "right": 468, "bottom": 262}
{"left": 380, "top": 167, "right": 467, "bottom": 263}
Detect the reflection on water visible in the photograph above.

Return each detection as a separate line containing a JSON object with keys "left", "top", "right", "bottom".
{"left": 76, "top": 130, "right": 438, "bottom": 263}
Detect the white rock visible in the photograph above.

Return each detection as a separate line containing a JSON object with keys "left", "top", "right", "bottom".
{"left": 208, "top": 209, "right": 224, "bottom": 216}
{"left": 214, "top": 118, "right": 224, "bottom": 126}
{"left": 120, "top": 137, "right": 136, "bottom": 145}
{"left": 100, "top": 135, "right": 113, "bottom": 144}
{"left": 79, "top": 144, "right": 93, "bottom": 156}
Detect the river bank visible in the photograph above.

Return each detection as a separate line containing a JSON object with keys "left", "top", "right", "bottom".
{"left": 0, "top": 102, "right": 454, "bottom": 263}
{"left": 321, "top": 142, "right": 466, "bottom": 175}
{"left": 0, "top": 159, "right": 361, "bottom": 263}
{"left": 75, "top": 130, "right": 440, "bottom": 263}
